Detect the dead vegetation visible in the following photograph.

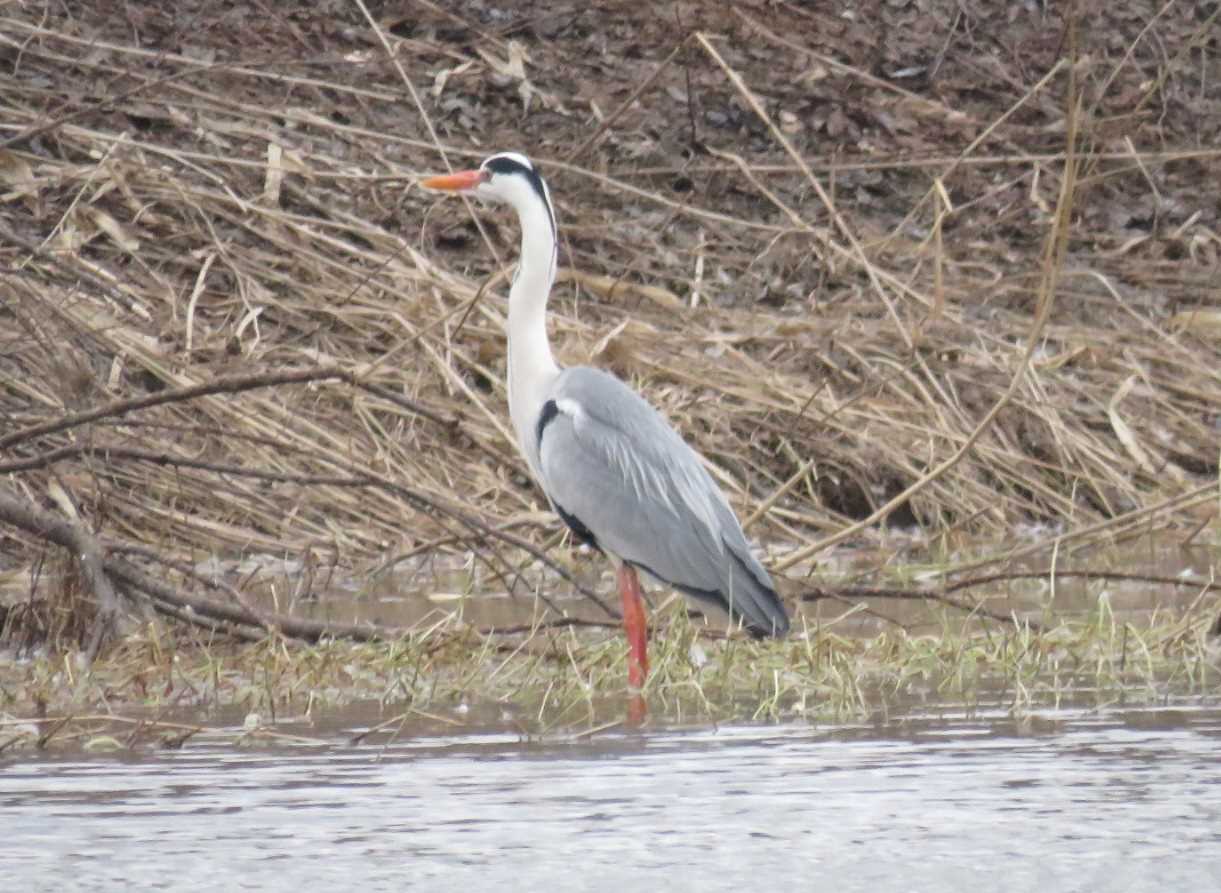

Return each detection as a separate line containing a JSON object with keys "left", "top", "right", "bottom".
{"left": 1, "top": 1, "right": 1218, "bottom": 663}
{"left": 3, "top": 589, "right": 1218, "bottom": 750}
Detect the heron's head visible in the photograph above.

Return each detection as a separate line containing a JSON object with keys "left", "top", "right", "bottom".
{"left": 421, "top": 152, "right": 553, "bottom": 224}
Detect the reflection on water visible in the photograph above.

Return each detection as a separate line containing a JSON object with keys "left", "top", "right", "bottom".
{"left": 234, "top": 532, "right": 1219, "bottom": 637}
{"left": 3, "top": 702, "right": 1219, "bottom": 891}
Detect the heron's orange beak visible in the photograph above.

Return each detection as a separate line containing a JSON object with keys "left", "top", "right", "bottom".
{"left": 420, "top": 169, "right": 486, "bottom": 192}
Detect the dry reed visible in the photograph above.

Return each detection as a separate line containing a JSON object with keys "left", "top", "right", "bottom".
{"left": 0, "top": 2, "right": 1217, "bottom": 653}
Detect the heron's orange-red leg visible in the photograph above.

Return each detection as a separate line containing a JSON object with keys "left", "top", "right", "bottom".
{"left": 616, "top": 563, "right": 649, "bottom": 689}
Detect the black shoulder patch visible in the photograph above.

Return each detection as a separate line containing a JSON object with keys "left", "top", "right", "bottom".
{"left": 535, "top": 398, "right": 560, "bottom": 451}
{"left": 554, "top": 500, "right": 600, "bottom": 552}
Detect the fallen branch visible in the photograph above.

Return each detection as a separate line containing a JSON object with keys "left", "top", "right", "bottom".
{"left": 799, "top": 568, "right": 1218, "bottom": 631}
{"left": 0, "top": 367, "right": 455, "bottom": 452}
{"left": 105, "top": 555, "right": 395, "bottom": 643}
{"left": 0, "top": 441, "right": 616, "bottom": 618}
{"left": 0, "top": 490, "right": 120, "bottom": 660}
{"left": 0, "top": 485, "right": 618, "bottom": 648}
{"left": 799, "top": 583, "right": 1031, "bottom": 629}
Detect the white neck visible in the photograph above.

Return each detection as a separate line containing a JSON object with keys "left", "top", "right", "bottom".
{"left": 506, "top": 190, "right": 560, "bottom": 481}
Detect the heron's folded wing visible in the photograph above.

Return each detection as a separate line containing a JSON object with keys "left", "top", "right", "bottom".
{"left": 537, "top": 368, "right": 788, "bottom": 635}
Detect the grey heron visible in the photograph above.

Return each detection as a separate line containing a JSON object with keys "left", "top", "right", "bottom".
{"left": 422, "top": 153, "right": 790, "bottom": 693}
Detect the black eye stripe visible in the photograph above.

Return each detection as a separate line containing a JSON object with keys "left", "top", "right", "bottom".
{"left": 482, "top": 154, "right": 555, "bottom": 239}
{"left": 484, "top": 155, "right": 533, "bottom": 176}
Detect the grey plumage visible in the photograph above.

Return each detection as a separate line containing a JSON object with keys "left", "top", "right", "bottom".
{"left": 422, "top": 151, "right": 791, "bottom": 647}
{"left": 537, "top": 366, "right": 790, "bottom": 637}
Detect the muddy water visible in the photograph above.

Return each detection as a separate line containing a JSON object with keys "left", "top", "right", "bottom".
{"left": 3, "top": 702, "right": 1219, "bottom": 892}
{"left": 250, "top": 532, "right": 1220, "bottom": 636}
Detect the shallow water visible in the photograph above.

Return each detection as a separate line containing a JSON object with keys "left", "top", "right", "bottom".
{"left": 3, "top": 701, "right": 1219, "bottom": 892}
{"left": 238, "top": 530, "right": 1220, "bottom": 637}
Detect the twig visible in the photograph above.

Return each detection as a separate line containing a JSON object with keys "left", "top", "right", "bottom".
{"left": 799, "top": 584, "right": 1033, "bottom": 629}
{"left": 0, "top": 368, "right": 350, "bottom": 451}
{"left": 695, "top": 31, "right": 915, "bottom": 349}
{"left": 566, "top": 37, "right": 690, "bottom": 164}
{"left": 772, "top": 30, "right": 1083, "bottom": 572}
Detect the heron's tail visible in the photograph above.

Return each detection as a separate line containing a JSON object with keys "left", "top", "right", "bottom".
{"left": 725, "top": 547, "right": 790, "bottom": 638}
{"left": 675, "top": 545, "right": 790, "bottom": 638}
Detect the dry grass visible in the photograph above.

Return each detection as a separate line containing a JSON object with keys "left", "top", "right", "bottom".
{"left": 1, "top": 2, "right": 1219, "bottom": 659}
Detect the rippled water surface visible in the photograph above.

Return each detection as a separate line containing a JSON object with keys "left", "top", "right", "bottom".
{"left": 3, "top": 701, "right": 1220, "bottom": 892}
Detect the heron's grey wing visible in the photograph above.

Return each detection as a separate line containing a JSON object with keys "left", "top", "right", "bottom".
{"left": 537, "top": 367, "right": 789, "bottom": 636}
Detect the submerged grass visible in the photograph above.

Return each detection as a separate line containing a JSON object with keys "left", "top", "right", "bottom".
{"left": 2, "top": 600, "right": 1216, "bottom": 752}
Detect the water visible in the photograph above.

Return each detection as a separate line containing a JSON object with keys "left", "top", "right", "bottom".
{"left": 3, "top": 702, "right": 1219, "bottom": 892}
{"left": 223, "top": 530, "right": 1219, "bottom": 637}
